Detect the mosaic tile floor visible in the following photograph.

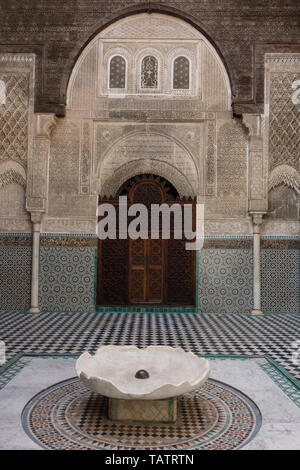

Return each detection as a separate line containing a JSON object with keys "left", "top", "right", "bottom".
{"left": 1, "top": 357, "right": 299, "bottom": 450}
{"left": 22, "top": 377, "right": 261, "bottom": 450}
{"left": 0, "top": 311, "right": 300, "bottom": 382}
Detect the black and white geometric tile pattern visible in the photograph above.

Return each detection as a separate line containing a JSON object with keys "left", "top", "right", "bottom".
{"left": 0, "top": 311, "right": 300, "bottom": 381}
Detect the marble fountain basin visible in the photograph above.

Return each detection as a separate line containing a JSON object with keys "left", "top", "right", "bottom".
{"left": 75, "top": 345, "right": 210, "bottom": 400}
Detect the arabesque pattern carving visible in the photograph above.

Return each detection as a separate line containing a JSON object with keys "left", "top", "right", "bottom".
{"left": 206, "top": 121, "right": 216, "bottom": 195}
{"left": 269, "top": 72, "right": 300, "bottom": 171}
{"left": 217, "top": 121, "right": 247, "bottom": 197}
{"left": 80, "top": 122, "right": 91, "bottom": 194}
{"left": 0, "top": 73, "right": 29, "bottom": 166}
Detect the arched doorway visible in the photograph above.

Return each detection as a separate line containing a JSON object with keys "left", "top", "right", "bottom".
{"left": 97, "top": 174, "right": 196, "bottom": 307}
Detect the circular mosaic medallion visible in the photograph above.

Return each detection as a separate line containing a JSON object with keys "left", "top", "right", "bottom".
{"left": 22, "top": 378, "right": 261, "bottom": 450}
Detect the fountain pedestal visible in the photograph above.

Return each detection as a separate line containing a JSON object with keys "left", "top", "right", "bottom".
{"left": 76, "top": 345, "right": 210, "bottom": 425}
{"left": 108, "top": 396, "right": 177, "bottom": 423}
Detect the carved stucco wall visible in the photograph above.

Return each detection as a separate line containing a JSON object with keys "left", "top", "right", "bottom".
{"left": 264, "top": 54, "right": 300, "bottom": 235}
{"left": 0, "top": 54, "right": 35, "bottom": 232}
{"left": 44, "top": 13, "right": 236, "bottom": 234}
{"left": 97, "top": 131, "right": 199, "bottom": 198}
{"left": 68, "top": 14, "right": 230, "bottom": 112}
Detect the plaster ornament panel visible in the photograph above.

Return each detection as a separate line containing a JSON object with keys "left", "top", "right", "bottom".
{"left": 79, "top": 121, "right": 92, "bottom": 195}
{"left": 48, "top": 119, "right": 81, "bottom": 199}
{"left": 0, "top": 73, "right": 29, "bottom": 166}
{"left": 268, "top": 72, "right": 300, "bottom": 171}
{"left": 67, "top": 13, "right": 230, "bottom": 111}
{"left": 0, "top": 184, "right": 28, "bottom": 217}
{"left": 0, "top": 160, "right": 26, "bottom": 189}
{"left": 42, "top": 217, "right": 96, "bottom": 234}
{"left": 268, "top": 185, "right": 300, "bottom": 221}
{"left": 99, "top": 14, "right": 201, "bottom": 40}
{"left": 0, "top": 216, "right": 31, "bottom": 232}
{"left": 202, "top": 219, "right": 252, "bottom": 236}
{"left": 205, "top": 121, "right": 217, "bottom": 196}
{"left": 217, "top": 120, "right": 247, "bottom": 198}
{"left": 0, "top": 55, "right": 35, "bottom": 227}
{"left": 95, "top": 123, "right": 202, "bottom": 170}
{"left": 203, "top": 199, "right": 247, "bottom": 219}
{"left": 265, "top": 56, "right": 300, "bottom": 173}
{"left": 262, "top": 220, "right": 300, "bottom": 236}
{"left": 250, "top": 151, "right": 265, "bottom": 200}
{"left": 268, "top": 164, "right": 300, "bottom": 195}
{"left": 100, "top": 160, "right": 195, "bottom": 198}
{"left": 97, "top": 131, "right": 199, "bottom": 197}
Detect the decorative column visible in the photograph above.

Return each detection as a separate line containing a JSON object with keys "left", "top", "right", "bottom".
{"left": 28, "top": 212, "right": 43, "bottom": 313}
{"left": 242, "top": 114, "right": 268, "bottom": 316}
{"left": 250, "top": 213, "right": 265, "bottom": 315}
{"left": 26, "top": 114, "right": 57, "bottom": 313}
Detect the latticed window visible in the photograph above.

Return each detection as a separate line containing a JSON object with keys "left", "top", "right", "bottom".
{"left": 173, "top": 56, "right": 190, "bottom": 89}
{"left": 141, "top": 56, "right": 158, "bottom": 88}
{"left": 109, "top": 55, "right": 126, "bottom": 89}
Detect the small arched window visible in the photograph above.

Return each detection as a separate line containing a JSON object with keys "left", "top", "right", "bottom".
{"left": 109, "top": 55, "right": 126, "bottom": 89}
{"left": 0, "top": 80, "right": 6, "bottom": 105}
{"left": 141, "top": 56, "right": 158, "bottom": 88}
{"left": 173, "top": 56, "right": 190, "bottom": 90}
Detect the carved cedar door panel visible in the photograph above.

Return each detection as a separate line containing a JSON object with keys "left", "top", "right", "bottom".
{"left": 97, "top": 175, "right": 196, "bottom": 307}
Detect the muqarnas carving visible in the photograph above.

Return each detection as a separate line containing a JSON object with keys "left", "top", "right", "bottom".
{"left": 268, "top": 164, "right": 300, "bottom": 220}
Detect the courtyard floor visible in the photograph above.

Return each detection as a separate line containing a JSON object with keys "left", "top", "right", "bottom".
{"left": 0, "top": 311, "right": 300, "bottom": 450}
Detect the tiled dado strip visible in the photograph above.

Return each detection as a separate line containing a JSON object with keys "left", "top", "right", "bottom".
{"left": 198, "top": 237, "right": 299, "bottom": 314}
{"left": 203, "top": 238, "right": 300, "bottom": 249}
{"left": 0, "top": 234, "right": 299, "bottom": 313}
{"left": 40, "top": 235, "right": 98, "bottom": 247}
{"left": 0, "top": 233, "right": 32, "bottom": 311}
{"left": 0, "top": 234, "right": 32, "bottom": 246}
{"left": 39, "top": 235, "right": 97, "bottom": 313}
{"left": 0, "top": 234, "right": 298, "bottom": 249}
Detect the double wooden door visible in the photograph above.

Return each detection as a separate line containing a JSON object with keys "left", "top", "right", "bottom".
{"left": 97, "top": 175, "right": 196, "bottom": 307}
{"left": 129, "top": 238, "right": 164, "bottom": 303}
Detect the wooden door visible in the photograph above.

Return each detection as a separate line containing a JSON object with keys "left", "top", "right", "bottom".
{"left": 129, "top": 238, "right": 164, "bottom": 304}
{"left": 97, "top": 174, "right": 196, "bottom": 307}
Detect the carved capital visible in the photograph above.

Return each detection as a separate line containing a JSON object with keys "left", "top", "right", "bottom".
{"left": 242, "top": 114, "right": 262, "bottom": 137}
{"left": 30, "top": 211, "right": 44, "bottom": 224}
{"left": 26, "top": 196, "right": 47, "bottom": 213}
{"left": 35, "top": 113, "right": 57, "bottom": 139}
{"left": 250, "top": 212, "right": 266, "bottom": 229}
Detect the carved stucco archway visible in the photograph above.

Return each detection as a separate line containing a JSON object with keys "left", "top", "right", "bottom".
{"left": 96, "top": 131, "right": 199, "bottom": 198}
{"left": 100, "top": 159, "right": 195, "bottom": 198}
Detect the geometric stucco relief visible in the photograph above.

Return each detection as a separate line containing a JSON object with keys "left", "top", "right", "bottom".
{"left": 205, "top": 120, "right": 217, "bottom": 196}
{"left": 265, "top": 54, "right": 300, "bottom": 224}
{"left": 79, "top": 121, "right": 92, "bottom": 195}
{"left": 68, "top": 13, "right": 230, "bottom": 112}
{"left": 97, "top": 131, "right": 199, "bottom": 197}
{"left": 0, "top": 73, "right": 29, "bottom": 168}
{"left": 269, "top": 72, "right": 300, "bottom": 171}
{"left": 217, "top": 120, "right": 247, "bottom": 198}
